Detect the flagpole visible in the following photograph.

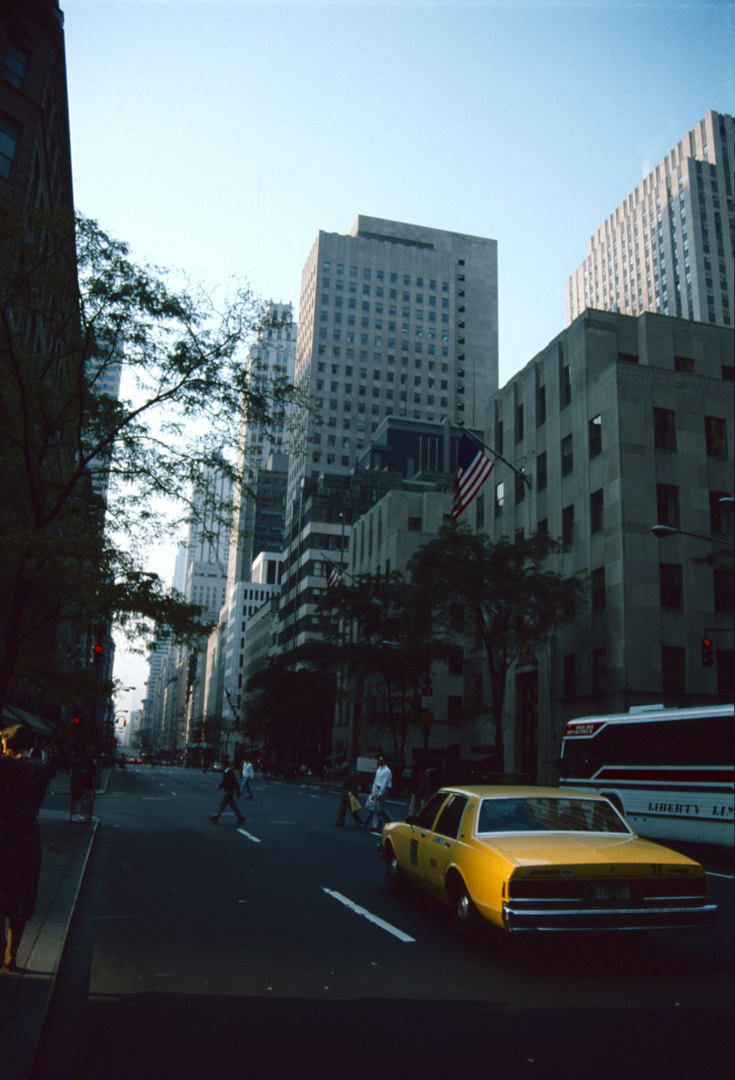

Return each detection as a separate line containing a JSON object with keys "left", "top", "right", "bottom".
{"left": 459, "top": 424, "right": 532, "bottom": 490}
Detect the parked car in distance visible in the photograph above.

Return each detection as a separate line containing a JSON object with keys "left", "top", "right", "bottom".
{"left": 379, "top": 786, "right": 719, "bottom": 938}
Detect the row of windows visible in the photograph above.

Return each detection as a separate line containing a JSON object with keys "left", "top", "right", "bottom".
{"left": 322, "top": 261, "right": 452, "bottom": 292}
{"left": 320, "top": 285, "right": 451, "bottom": 309}
{"left": 505, "top": 403, "right": 728, "bottom": 473}
{"left": 316, "top": 360, "right": 450, "bottom": 377}
{"left": 494, "top": 482, "right": 730, "bottom": 554}
{"left": 654, "top": 409, "right": 729, "bottom": 457}
{"left": 318, "top": 327, "right": 451, "bottom": 344}
{"left": 564, "top": 643, "right": 734, "bottom": 697}
{"left": 316, "top": 344, "right": 450, "bottom": 361}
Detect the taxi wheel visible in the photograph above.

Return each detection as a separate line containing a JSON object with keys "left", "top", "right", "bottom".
{"left": 454, "top": 886, "right": 481, "bottom": 942}
{"left": 385, "top": 848, "right": 405, "bottom": 896}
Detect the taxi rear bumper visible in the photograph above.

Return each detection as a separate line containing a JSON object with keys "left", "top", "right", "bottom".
{"left": 502, "top": 900, "right": 719, "bottom": 932}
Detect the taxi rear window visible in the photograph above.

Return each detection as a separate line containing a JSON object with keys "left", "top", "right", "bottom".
{"left": 477, "top": 797, "right": 630, "bottom": 834}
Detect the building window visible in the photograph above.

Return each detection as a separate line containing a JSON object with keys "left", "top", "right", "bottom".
{"left": 592, "top": 567, "right": 606, "bottom": 611}
{"left": 656, "top": 484, "right": 680, "bottom": 529}
{"left": 448, "top": 696, "right": 463, "bottom": 722}
{"left": 588, "top": 415, "right": 602, "bottom": 459}
{"left": 515, "top": 472, "right": 525, "bottom": 505}
{"left": 495, "top": 481, "right": 504, "bottom": 516}
{"left": 592, "top": 648, "right": 606, "bottom": 693}
{"left": 563, "top": 654, "right": 576, "bottom": 697}
{"left": 653, "top": 407, "right": 676, "bottom": 451}
{"left": 560, "top": 364, "right": 571, "bottom": 408}
{"left": 660, "top": 563, "right": 683, "bottom": 608}
{"left": 590, "top": 489, "right": 603, "bottom": 534}
{"left": 475, "top": 492, "right": 485, "bottom": 530}
{"left": 662, "top": 647, "right": 685, "bottom": 693}
{"left": 448, "top": 647, "right": 464, "bottom": 675}
{"left": 710, "top": 490, "right": 732, "bottom": 535}
{"left": 562, "top": 504, "right": 574, "bottom": 547}
{"left": 705, "top": 416, "right": 728, "bottom": 459}
{"left": 0, "top": 114, "right": 21, "bottom": 178}
{"left": 407, "top": 517, "right": 422, "bottom": 532}
{"left": 536, "top": 384, "right": 546, "bottom": 427}
{"left": 714, "top": 568, "right": 734, "bottom": 613}
{"left": 674, "top": 355, "right": 695, "bottom": 373}
{"left": 537, "top": 451, "right": 547, "bottom": 492}
{"left": 561, "top": 434, "right": 573, "bottom": 475}
{"left": 3, "top": 43, "right": 28, "bottom": 89}
{"left": 515, "top": 402, "right": 524, "bottom": 443}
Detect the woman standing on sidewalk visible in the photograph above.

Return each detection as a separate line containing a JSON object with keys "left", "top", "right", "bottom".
{"left": 0, "top": 724, "right": 52, "bottom": 971}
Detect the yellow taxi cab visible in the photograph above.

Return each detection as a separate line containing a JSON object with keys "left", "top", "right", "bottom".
{"left": 379, "top": 786, "right": 718, "bottom": 937}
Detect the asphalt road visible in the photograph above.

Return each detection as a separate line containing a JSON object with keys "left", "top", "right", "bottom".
{"left": 31, "top": 766, "right": 734, "bottom": 1080}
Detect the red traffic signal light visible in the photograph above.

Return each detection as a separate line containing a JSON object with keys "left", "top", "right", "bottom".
{"left": 702, "top": 637, "right": 714, "bottom": 667}
{"left": 73, "top": 714, "right": 83, "bottom": 726}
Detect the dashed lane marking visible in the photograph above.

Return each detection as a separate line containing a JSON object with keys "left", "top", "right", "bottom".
{"left": 321, "top": 887, "right": 415, "bottom": 942}
{"left": 237, "top": 829, "right": 262, "bottom": 844}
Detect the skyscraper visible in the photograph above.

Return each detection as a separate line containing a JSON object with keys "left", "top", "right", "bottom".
{"left": 567, "top": 110, "right": 734, "bottom": 328}
{"left": 287, "top": 215, "right": 498, "bottom": 515}
{"left": 226, "top": 301, "right": 295, "bottom": 590}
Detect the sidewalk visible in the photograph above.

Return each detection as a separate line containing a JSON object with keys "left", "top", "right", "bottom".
{"left": 0, "top": 771, "right": 105, "bottom": 1080}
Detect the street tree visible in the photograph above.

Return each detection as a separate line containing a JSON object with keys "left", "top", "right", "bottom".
{"left": 409, "top": 524, "right": 586, "bottom": 772}
{"left": 316, "top": 571, "right": 433, "bottom": 756}
{"left": 245, "top": 655, "right": 336, "bottom": 772}
{"left": 0, "top": 208, "right": 303, "bottom": 714}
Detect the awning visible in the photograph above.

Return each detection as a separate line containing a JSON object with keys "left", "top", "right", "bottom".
{"left": 2, "top": 704, "right": 61, "bottom": 737}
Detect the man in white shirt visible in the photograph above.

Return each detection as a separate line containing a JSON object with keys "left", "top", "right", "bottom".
{"left": 240, "top": 757, "right": 255, "bottom": 799}
{"left": 360, "top": 756, "right": 392, "bottom": 830}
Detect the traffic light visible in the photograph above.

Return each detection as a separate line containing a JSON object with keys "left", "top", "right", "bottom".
{"left": 73, "top": 714, "right": 83, "bottom": 726}
{"left": 92, "top": 624, "right": 105, "bottom": 668}
{"left": 702, "top": 637, "right": 714, "bottom": 667}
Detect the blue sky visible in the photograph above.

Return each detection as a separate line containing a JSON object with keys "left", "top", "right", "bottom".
{"left": 61, "top": 0, "right": 733, "bottom": 713}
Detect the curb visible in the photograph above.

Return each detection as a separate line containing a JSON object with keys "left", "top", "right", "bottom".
{"left": 1, "top": 816, "right": 98, "bottom": 1080}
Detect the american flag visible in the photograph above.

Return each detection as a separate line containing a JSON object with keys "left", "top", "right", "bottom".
{"left": 323, "top": 557, "right": 343, "bottom": 590}
{"left": 225, "top": 688, "right": 240, "bottom": 715}
{"left": 451, "top": 433, "right": 494, "bottom": 518}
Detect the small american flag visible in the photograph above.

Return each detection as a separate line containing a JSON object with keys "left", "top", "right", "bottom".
{"left": 225, "top": 688, "right": 240, "bottom": 715}
{"left": 451, "top": 433, "right": 494, "bottom": 518}
{"left": 323, "top": 557, "right": 343, "bottom": 590}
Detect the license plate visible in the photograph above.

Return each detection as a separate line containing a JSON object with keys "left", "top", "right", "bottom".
{"left": 596, "top": 882, "right": 631, "bottom": 900}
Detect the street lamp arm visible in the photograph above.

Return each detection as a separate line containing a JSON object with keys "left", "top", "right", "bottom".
{"left": 651, "top": 524, "right": 733, "bottom": 546}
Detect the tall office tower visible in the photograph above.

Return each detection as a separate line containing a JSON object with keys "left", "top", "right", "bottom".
{"left": 287, "top": 215, "right": 498, "bottom": 514}
{"left": 226, "top": 301, "right": 295, "bottom": 593}
{"left": 567, "top": 110, "right": 734, "bottom": 328}
{"left": 184, "top": 465, "right": 232, "bottom": 613}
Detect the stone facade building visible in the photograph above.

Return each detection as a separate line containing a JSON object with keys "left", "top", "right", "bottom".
{"left": 481, "top": 308, "right": 733, "bottom": 782}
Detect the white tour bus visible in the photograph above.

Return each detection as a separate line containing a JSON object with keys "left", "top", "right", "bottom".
{"left": 557, "top": 704, "right": 734, "bottom": 846}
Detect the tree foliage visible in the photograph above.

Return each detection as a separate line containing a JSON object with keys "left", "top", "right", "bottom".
{"left": 245, "top": 649, "right": 336, "bottom": 769}
{"left": 409, "top": 524, "right": 585, "bottom": 771}
{"left": 315, "top": 571, "right": 433, "bottom": 755}
{"left": 0, "top": 208, "right": 304, "bottom": 712}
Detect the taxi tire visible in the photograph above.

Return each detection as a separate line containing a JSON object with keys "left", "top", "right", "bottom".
{"left": 385, "top": 847, "right": 406, "bottom": 897}
{"left": 454, "top": 885, "right": 482, "bottom": 943}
